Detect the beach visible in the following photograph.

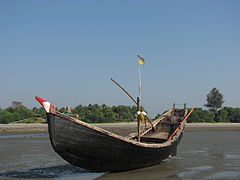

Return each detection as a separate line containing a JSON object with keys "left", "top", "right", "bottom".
{"left": 1, "top": 122, "right": 240, "bottom": 135}
{"left": 0, "top": 123, "right": 48, "bottom": 135}
{"left": 1, "top": 122, "right": 240, "bottom": 180}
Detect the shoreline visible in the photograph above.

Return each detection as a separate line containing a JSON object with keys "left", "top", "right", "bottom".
{"left": 0, "top": 123, "right": 48, "bottom": 135}
{"left": 0, "top": 122, "right": 240, "bottom": 135}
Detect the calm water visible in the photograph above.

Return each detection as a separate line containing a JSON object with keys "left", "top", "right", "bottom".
{"left": 0, "top": 129, "right": 240, "bottom": 180}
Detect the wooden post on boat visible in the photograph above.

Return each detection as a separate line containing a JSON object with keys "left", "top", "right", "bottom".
{"left": 184, "top": 103, "right": 187, "bottom": 116}
{"left": 172, "top": 103, "right": 176, "bottom": 116}
{"left": 137, "top": 97, "right": 141, "bottom": 142}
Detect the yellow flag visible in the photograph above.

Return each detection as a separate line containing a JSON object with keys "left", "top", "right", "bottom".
{"left": 137, "top": 55, "right": 145, "bottom": 65}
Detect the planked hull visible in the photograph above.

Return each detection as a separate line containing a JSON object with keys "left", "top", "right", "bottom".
{"left": 47, "top": 112, "right": 184, "bottom": 172}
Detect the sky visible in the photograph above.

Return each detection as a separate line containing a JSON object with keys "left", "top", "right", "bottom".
{"left": 0, "top": 0, "right": 239, "bottom": 117}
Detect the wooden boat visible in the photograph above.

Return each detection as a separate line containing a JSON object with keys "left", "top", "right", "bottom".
{"left": 35, "top": 96, "right": 194, "bottom": 172}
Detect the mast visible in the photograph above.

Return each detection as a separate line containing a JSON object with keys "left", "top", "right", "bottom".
{"left": 137, "top": 55, "right": 145, "bottom": 141}
{"left": 137, "top": 55, "right": 145, "bottom": 107}
{"left": 111, "top": 55, "right": 148, "bottom": 142}
{"left": 137, "top": 97, "right": 140, "bottom": 141}
{"left": 138, "top": 63, "right": 142, "bottom": 104}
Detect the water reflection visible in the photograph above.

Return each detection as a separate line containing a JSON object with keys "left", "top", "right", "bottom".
{"left": 0, "top": 134, "right": 48, "bottom": 139}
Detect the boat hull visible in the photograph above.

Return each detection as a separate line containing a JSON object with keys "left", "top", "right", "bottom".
{"left": 47, "top": 113, "right": 183, "bottom": 172}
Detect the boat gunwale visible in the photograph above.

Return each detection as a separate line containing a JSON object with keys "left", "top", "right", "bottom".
{"left": 49, "top": 110, "right": 184, "bottom": 148}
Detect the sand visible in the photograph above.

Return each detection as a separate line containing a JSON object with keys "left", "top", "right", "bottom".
{"left": 0, "top": 122, "right": 240, "bottom": 135}
{"left": 0, "top": 124, "right": 48, "bottom": 135}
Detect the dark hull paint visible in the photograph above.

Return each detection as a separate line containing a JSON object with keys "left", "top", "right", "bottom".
{"left": 47, "top": 112, "right": 184, "bottom": 172}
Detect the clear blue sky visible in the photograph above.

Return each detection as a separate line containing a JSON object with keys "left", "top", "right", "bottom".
{"left": 0, "top": 0, "right": 239, "bottom": 116}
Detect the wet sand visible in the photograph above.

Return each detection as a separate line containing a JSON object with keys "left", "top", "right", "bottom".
{"left": 0, "top": 126, "right": 240, "bottom": 180}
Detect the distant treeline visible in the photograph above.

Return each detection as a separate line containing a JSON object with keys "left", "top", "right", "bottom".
{"left": 1, "top": 87, "right": 238, "bottom": 124}
{"left": 0, "top": 106, "right": 36, "bottom": 124}
{"left": 61, "top": 104, "right": 141, "bottom": 123}
{"left": 0, "top": 101, "right": 143, "bottom": 124}
{"left": 187, "top": 107, "right": 240, "bottom": 123}
{"left": 0, "top": 101, "right": 240, "bottom": 124}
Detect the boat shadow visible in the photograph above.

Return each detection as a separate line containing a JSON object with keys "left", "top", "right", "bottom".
{"left": 96, "top": 159, "right": 182, "bottom": 180}
{"left": 0, "top": 164, "right": 90, "bottom": 179}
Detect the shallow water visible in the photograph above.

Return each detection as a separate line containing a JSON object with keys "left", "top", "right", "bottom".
{"left": 0, "top": 129, "right": 240, "bottom": 180}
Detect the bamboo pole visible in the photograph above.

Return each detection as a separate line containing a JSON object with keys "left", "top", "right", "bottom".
{"left": 111, "top": 77, "right": 155, "bottom": 141}
{"left": 145, "top": 115, "right": 156, "bottom": 131}
{"left": 111, "top": 78, "right": 137, "bottom": 105}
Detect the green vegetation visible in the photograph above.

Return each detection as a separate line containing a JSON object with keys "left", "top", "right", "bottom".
{"left": 72, "top": 104, "right": 141, "bottom": 123}
{"left": 0, "top": 87, "right": 239, "bottom": 124}
{"left": 0, "top": 106, "right": 35, "bottom": 124}
{"left": 204, "top": 88, "right": 224, "bottom": 114}
{"left": 187, "top": 88, "right": 240, "bottom": 123}
{"left": 1, "top": 102, "right": 240, "bottom": 124}
{"left": 0, "top": 102, "right": 143, "bottom": 124}
{"left": 187, "top": 108, "right": 215, "bottom": 123}
{"left": 10, "top": 117, "right": 47, "bottom": 124}
{"left": 187, "top": 107, "right": 240, "bottom": 123}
